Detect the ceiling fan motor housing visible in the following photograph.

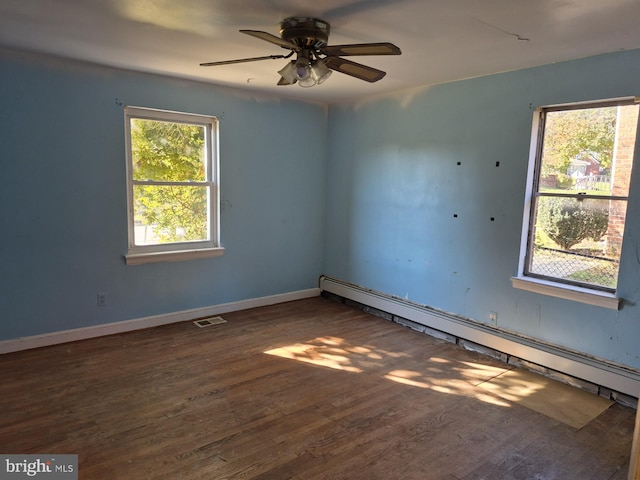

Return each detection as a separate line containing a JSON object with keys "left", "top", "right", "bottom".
{"left": 280, "top": 17, "right": 330, "bottom": 50}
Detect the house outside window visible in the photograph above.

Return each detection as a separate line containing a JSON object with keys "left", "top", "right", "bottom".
{"left": 514, "top": 98, "right": 639, "bottom": 308}
{"left": 124, "top": 107, "right": 223, "bottom": 265}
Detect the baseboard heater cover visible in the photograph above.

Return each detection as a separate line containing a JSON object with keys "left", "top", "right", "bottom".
{"left": 319, "top": 275, "right": 640, "bottom": 399}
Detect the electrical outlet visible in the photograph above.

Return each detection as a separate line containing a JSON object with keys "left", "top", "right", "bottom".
{"left": 489, "top": 311, "right": 498, "bottom": 324}
{"left": 97, "top": 292, "right": 107, "bottom": 307}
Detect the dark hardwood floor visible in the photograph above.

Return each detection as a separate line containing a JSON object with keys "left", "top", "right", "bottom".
{"left": 0, "top": 296, "right": 635, "bottom": 479}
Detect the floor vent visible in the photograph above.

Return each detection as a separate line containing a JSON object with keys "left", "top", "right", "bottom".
{"left": 193, "top": 316, "right": 227, "bottom": 328}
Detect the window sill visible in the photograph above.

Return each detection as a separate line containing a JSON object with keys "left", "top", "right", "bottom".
{"left": 125, "top": 247, "right": 225, "bottom": 265}
{"left": 511, "top": 276, "right": 620, "bottom": 310}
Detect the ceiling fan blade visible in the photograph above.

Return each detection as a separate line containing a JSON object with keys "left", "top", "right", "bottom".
{"left": 200, "top": 54, "right": 289, "bottom": 67}
{"left": 324, "top": 57, "right": 386, "bottom": 82}
{"left": 322, "top": 42, "right": 401, "bottom": 57}
{"left": 240, "top": 30, "right": 298, "bottom": 50}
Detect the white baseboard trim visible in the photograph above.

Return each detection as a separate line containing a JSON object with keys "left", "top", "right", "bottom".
{"left": 0, "top": 288, "right": 320, "bottom": 354}
{"left": 319, "top": 275, "right": 640, "bottom": 398}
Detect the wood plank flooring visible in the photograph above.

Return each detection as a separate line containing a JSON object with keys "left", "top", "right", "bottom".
{"left": 0, "top": 297, "right": 635, "bottom": 479}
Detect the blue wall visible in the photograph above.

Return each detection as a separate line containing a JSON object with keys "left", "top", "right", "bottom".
{"left": 2, "top": 46, "right": 640, "bottom": 373}
{"left": 324, "top": 49, "right": 640, "bottom": 369}
{"left": 0, "top": 50, "right": 327, "bottom": 339}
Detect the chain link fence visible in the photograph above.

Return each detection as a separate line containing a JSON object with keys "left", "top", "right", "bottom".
{"left": 529, "top": 246, "right": 619, "bottom": 289}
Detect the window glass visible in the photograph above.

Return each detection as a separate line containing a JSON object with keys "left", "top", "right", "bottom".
{"left": 130, "top": 119, "right": 207, "bottom": 183}
{"left": 125, "top": 107, "right": 220, "bottom": 260}
{"left": 525, "top": 101, "right": 639, "bottom": 291}
{"left": 132, "top": 185, "right": 210, "bottom": 245}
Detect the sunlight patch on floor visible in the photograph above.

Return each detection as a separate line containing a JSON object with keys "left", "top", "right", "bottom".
{"left": 265, "top": 338, "right": 519, "bottom": 407}
{"left": 383, "top": 369, "right": 512, "bottom": 407}
{"left": 456, "top": 361, "right": 511, "bottom": 385}
{"left": 264, "top": 338, "right": 611, "bottom": 417}
{"left": 384, "top": 369, "right": 431, "bottom": 388}
{"left": 265, "top": 340, "right": 364, "bottom": 373}
{"left": 264, "top": 336, "right": 413, "bottom": 374}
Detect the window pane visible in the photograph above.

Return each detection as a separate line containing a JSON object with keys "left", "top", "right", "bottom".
{"left": 539, "top": 105, "right": 638, "bottom": 197}
{"left": 133, "top": 185, "right": 209, "bottom": 245}
{"left": 528, "top": 197, "right": 627, "bottom": 289}
{"left": 130, "top": 119, "right": 206, "bottom": 182}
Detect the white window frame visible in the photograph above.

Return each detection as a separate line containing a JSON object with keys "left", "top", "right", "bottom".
{"left": 512, "top": 97, "right": 639, "bottom": 310}
{"left": 124, "top": 106, "right": 223, "bottom": 265}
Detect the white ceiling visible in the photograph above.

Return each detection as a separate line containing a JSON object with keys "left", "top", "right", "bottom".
{"left": 1, "top": 0, "right": 639, "bottom": 104}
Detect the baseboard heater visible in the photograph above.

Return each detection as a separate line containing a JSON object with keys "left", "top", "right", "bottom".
{"left": 319, "top": 275, "right": 640, "bottom": 401}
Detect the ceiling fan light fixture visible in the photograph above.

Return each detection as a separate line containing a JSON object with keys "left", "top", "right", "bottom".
{"left": 277, "top": 61, "right": 297, "bottom": 84}
{"left": 279, "top": 58, "right": 333, "bottom": 87}
{"left": 294, "top": 51, "right": 312, "bottom": 80}
{"left": 295, "top": 64, "right": 311, "bottom": 80}
{"left": 298, "top": 74, "right": 317, "bottom": 88}
{"left": 311, "top": 59, "right": 332, "bottom": 85}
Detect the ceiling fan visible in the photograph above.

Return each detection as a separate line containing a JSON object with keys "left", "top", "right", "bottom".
{"left": 200, "top": 16, "right": 401, "bottom": 87}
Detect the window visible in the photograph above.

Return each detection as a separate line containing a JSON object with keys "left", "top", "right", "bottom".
{"left": 514, "top": 98, "right": 639, "bottom": 308}
{"left": 124, "top": 107, "right": 223, "bottom": 265}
